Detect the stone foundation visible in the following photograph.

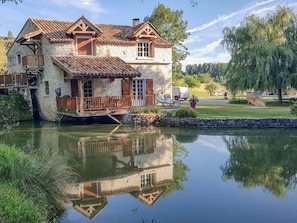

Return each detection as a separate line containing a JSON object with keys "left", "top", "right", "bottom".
{"left": 153, "top": 116, "right": 297, "bottom": 128}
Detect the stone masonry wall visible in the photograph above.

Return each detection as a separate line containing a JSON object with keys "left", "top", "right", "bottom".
{"left": 153, "top": 116, "right": 297, "bottom": 128}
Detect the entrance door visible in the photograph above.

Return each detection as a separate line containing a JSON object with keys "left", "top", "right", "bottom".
{"left": 132, "top": 79, "right": 145, "bottom": 106}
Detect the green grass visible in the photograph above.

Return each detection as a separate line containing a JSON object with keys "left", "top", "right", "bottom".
{"left": 177, "top": 101, "right": 295, "bottom": 118}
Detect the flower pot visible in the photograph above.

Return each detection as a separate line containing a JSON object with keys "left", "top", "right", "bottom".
{"left": 190, "top": 102, "right": 196, "bottom": 109}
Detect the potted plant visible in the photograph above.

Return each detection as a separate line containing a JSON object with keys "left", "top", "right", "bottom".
{"left": 189, "top": 94, "right": 199, "bottom": 109}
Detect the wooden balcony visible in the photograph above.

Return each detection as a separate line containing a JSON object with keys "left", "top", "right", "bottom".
{"left": 22, "top": 55, "right": 44, "bottom": 71}
{"left": 56, "top": 95, "right": 155, "bottom": 117}
{"left": 0, "top": 74, "right": 28, "bottom": 87}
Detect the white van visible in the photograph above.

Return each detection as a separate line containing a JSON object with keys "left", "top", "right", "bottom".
{"left": 172, "top": 86, "right": 189, "bottom": 100}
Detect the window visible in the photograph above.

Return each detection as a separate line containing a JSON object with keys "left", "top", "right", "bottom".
{"left": 17, "top": 54, "right": 21, "bottom": 64}
{"left": 45, "top": 81, "right": 49, "bottom": 95}
{"left": 133, "top": 138, "right": 146, "bottom": 155}
{"left": 138, "top": 40, "right": 152, "bottom": 57}
{"left": 83, "top": 80, "right": 92, "bottom": 97}
{"left": 141, "top": 173, "right": 154, "bottom": 188}
{"left": 132, "top": 79, "right": 144, "bottom": 96}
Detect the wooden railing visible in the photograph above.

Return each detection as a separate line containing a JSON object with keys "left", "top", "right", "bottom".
{"left": 56, "top": 95, "right": 156, "bottom": 113}
{"left": 0, "top": 74, "right": 28, "bottom": 86}
{"left": 22, "top": 55, "right": 44, "bottom": 70}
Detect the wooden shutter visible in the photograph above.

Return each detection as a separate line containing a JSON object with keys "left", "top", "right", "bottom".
{"left": 122, "top": 79, "right": 131, "bottom": 95}
{"left": 77, "top": 37, "right": 92, "bottom": 55}
{"left": 146, "top": 79, "right": 154, "bottom": 105}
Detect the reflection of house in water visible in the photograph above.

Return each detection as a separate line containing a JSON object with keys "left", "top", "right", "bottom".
{"left": 62, "top": 127, "right": 174, "bottom": 219}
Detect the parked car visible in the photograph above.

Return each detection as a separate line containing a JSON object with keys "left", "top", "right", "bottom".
{"left": 212, "top": 91, "right": 224, "bottom": 96}
{"left": 172, "top": 86, "right": 189, "bottom": 100}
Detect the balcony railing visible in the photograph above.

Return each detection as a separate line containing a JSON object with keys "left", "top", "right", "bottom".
{"left": 22, "top": 55, "right": 44, "bottom": 70}
{"left": 56, "top": 95, "right": 155, "bottom": 114}
{"left": 0, "top": 74, "right": 28, "bottom": 87}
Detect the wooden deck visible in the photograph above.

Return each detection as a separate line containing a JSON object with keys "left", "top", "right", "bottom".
{"left": 56, "top": 95, "right": 155, "bottom": 117}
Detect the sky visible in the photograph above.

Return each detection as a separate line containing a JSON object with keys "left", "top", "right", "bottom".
{"left": 1, "top": 0, "right": 297, "bottom": 67}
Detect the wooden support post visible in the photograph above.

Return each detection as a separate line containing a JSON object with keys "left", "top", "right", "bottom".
{"left": 78, "top": 79, "right": 84, "bottom": 113}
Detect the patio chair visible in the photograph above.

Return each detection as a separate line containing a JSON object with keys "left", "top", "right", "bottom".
{"left": 156, "top": 97, "right": 180, "bottom": 106}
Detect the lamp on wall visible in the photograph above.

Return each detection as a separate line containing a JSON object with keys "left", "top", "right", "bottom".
{"left": 55, "top": 87, "right": 61, "bottom": 97}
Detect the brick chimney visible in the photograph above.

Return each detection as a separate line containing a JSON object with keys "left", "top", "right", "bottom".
{"left": 132, "top": 18, "right": 140, "bottom": 26}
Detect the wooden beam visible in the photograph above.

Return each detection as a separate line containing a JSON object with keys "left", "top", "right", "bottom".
{"left": 78, "top": 80, "right": 84, "bottom": 113}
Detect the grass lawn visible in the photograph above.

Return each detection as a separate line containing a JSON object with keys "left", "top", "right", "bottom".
{"left": 169, "top": 86, "right": 296, "bottom": 119}
{"left": 178, "top": 101, "right": 295, "bottom": 119}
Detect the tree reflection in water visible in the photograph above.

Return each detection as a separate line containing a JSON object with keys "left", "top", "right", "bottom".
{"left": 221, "top": 133, "right": 297, "bottom": 197}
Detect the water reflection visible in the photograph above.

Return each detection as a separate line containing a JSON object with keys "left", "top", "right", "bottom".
{"left": 3, "top": 123, "right": 297, "bottom": 222}
{"left": 221, "top": 131, "right": 297, "bottom": 198}
{"left": 61, "top": 126, "right": 175, "bottom": 219}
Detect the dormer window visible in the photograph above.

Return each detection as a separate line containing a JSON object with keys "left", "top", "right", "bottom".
{"left": 76, "top": 35, "right": 92, "bottom": 56}
{"left": 138, "top": 40, "right": 149, "bottom": 57}
{"left": 138, "top": 39, "right": 154, "bottom": 58}
{"left": 66, "top": 16, "right": 102, "bottom": 56}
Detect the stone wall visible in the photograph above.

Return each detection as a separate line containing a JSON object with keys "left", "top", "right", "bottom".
{"left": 153, "top": 116, "right": 297, "bottom": 128}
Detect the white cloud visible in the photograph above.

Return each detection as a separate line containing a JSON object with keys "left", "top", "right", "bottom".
{"left": 196, "top": 136, "right": 229, "bottom": 154}
{"left": 49, "top": 0, "right": 106, "bottom": 15}
{"left": 183, "top": 0, "right": 297, "bottom": 65}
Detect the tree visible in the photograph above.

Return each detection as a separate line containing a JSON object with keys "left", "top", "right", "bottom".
{"left": 7, "top": 31, "right": 13, "bottom": 38}
{"left": 0, "top": 39, "right": 7, "bottom": 74}
{"left": 184, "top": 75, "right": 200, "bottom": 88}
{"left": 205, "top": 81, "right": 219, "bottom": 96}
{"left": 222, "top": 6, "right": 297, "bottom": 103}
{"left": 144, "top": 4, "right": 189, "bottom": 74}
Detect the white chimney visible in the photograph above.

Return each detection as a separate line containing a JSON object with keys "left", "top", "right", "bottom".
{"left": 132, "top": 18, "right": 140, "bottom": 26}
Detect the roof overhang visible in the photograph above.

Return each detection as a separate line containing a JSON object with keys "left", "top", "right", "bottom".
{"left": 51, "top": 56, "right": 142, "bottom": 79}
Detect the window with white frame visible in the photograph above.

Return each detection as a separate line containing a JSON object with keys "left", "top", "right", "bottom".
{"left": 138, "top": 40, "right": 150, "bottom": 57}
{"left": 132, "top": 79, "right": 144, "bottom": 96}
{"left": 141, "top": 173, "right": 154, "bottom": 187}
{"left": 133, "top": 138, "right": 146, "bottom": 155}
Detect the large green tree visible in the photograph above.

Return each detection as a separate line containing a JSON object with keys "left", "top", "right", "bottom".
{"left": 222, "top": 6, "right": 297, "bottom": 102}
{"left": 144, "top": 4, "right": 189, "bottom": 74}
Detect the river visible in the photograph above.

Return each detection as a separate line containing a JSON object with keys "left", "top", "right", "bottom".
{"left": 2, "top": 122, "right": 297, "bottom": 223}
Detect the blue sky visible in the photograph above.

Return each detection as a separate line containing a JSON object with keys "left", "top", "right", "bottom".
{"left": 1, "top": 0, "right": 297, "bottom": 66}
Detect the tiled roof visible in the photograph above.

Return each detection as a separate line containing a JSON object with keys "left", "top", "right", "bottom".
{"left": 51, "top": 56, "right": 141, "bottom": 78}
{"left": 29, "top": 18, "right": 172, "bottom": 47}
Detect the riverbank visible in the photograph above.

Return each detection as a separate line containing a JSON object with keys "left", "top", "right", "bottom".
{"left": 153, "top": 116, "right": 297, "bottom": 128}
{"left": 121, "top": 113, "right": 297, "bottom": 128}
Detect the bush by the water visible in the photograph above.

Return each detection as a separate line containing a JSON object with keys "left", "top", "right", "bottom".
{"left": 0, "top": 144, "right": 76, "bottom": 222}
{"left": 0, "top": 183, "right": 47, "bottom": 223}
{"left": 130, "top": 106, "right": 161, "bottom": 114}
{"left": 175, "top": 107, "right": 197, "bottom": 118}
{"left": 290, "top": 102, "right": 297, "bottom": 116}
{"left": 0, "top": 90, "right": 32, "bottom": 125}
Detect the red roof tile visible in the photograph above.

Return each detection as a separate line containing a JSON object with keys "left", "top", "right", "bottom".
{"left": 51, "top": 56, "right": 141, "bottom": 78}
{"left": 28, "top": 17, "right": 172, "bottom": 47}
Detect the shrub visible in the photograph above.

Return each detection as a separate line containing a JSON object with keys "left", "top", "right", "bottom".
{"left": 229, "top": 98, "right": 248, "bottom": 104}
{"left": 175, "top": 107, "right": 197, "bottom": 118}
{"left": 290, "top": 102, "right": 297, "bottom": 116}
{"left": 164, "top": 110, "right": 176, "bottom": 117}
{"left": 131, "top": 106, "right": 161, "bottom": 114}
{"left": 142, "top": 106, "right": 161, "bottom": 114}
{"left": 0, "top": 90, "right": 32, "bottom": 126}
{"left": 0, "top": 144, "right": 76, "bottom": 220}
{"left": 0, "top": 183, "right": 47, "bottom": 223}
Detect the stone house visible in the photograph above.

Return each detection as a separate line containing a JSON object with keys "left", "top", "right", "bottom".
{"left": 3, "top": 16, "right": 173, "bottom": 122}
